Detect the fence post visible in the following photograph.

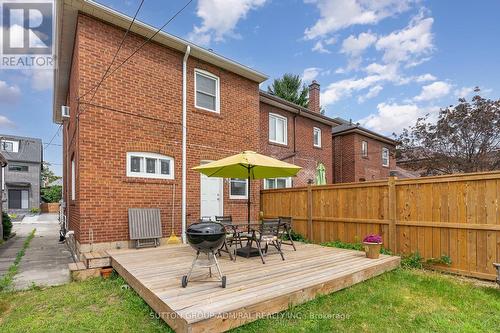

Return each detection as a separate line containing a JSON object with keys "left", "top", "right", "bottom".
{"left": 307, "top": 182, "right": 313, "bottom": 241}
{"left": 388, "top": 176, "right": 397, "bottom": 252}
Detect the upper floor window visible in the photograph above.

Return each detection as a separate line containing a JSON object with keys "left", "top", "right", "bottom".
{"left": 313, "top": 127, "right": 322, "bottom": 147}
{"left": 382, "top": 147, "right": 389, "bottom": 167}
{"left": 229, "top": 178, "right": 247, "bottom": 199}
{"left": 8, "top": 165, "right": 28, "bottom": 172}
{"left": 361, "top": 141, "right": 368, "bottom": 157}
{"left": 264, "top": 177, "right": 292, "bottom": 189}
{"left": 1, "top": 140, "right": 18, "bottom": 153}
{"left": 127, "top": 152, "right": 174, "bottom": 180}
{"left": 195, "top": 69, "right": 220, "bottom": 113}
{"left": 269, "top": 113, "right": 287, "bottom": 145}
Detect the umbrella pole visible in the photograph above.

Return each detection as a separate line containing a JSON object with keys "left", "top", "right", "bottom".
{"left": 247, "top": 167, "right": 251, "bottom": 233}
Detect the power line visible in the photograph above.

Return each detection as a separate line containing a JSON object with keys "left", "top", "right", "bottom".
{"left": 78, "top": 0, "right": 193, "bottom": 103}
{"left": 44, "top": 125, "right": 62, "bottom": 149}
{"left": 79, "top": 0, "right": 146, "bottom": 102}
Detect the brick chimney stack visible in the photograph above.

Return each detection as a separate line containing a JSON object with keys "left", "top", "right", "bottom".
{"left": 308, "top": 80, "right": 320, "bottom": 113}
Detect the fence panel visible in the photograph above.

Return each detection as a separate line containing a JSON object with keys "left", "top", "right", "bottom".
{"left": 260, "top": 171, "right": 500, "bottom": 280}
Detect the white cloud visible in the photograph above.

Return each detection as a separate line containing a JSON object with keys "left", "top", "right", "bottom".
{"left": 414, "top": 81, "right": 451, "bottom": 102}
{"left": 304, "top": 0, "right": 414, "bottom": 40}
{"left": 188, "top": 0, "right": 267, "bottom": 46}
{"left": 358, "top": 85, "right": 383, "bottom": 103}
{"left": 358, "top": 102, "right": 439, "bottom": 134}
{"left": 415, "top": 73, "right": 436, "bottom": 82}
{"left": 321, "top": 75, "right": 382, "bottom": 105}
{"left": 341, "top": 32, "right": 377, "bottom": 56}
{"left": 0, "top": 80, "right": 21, "bottom": 104}
{"left": 375, "top": 12, "right": 434, "bottom": 65}
{"left": 454, "top": 86, "right": 474, "bottom": 98}
{"left": 30, "top": 69, "right": 53, "bottom": 91}
{"left": 312, "top": 40, "right": 330, "bottom": 53}
{"left": 0, "top": 115, "right": 15, "bottom": 128}
{"left": 302, "top": 67, "right": 321, "bottom": 82}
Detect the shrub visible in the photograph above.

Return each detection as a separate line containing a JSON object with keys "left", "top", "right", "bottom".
{"left": 2, "top": 212, "right": 12, "bottom": 240}
{"left": 41, "top": 185, "right": 62, "bottom": 203}
{"left": 30, "top": 208, "right": 40, "bottom": 214}
{"left": 321, "top": 240, "right": 392, "bottom": 255}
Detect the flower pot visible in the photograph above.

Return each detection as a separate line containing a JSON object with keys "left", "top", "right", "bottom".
{"left": 100, "top": 267, "right": 113, "bottom": 279}
{"left": 363, "top": 242, "right": 382, "bottom": 259}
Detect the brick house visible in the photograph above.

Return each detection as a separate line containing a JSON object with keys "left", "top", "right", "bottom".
{"left": 332, "top": 119, "right": 397, "bottom": 183}
{"left": 52, "top": 1, "right": 401, "bottom": 253}
{"left": 259, "top": 82, "right": 338, "bottom": 188}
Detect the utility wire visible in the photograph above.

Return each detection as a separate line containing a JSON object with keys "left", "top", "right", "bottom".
{"left": 44, "top": 124, "right": 62, "bottom": 149}
{"left": 79, "top": 0, "right": 146, "bottom": 101}
{"left": 78, "top": 0, "right": 193, "bottom": 103}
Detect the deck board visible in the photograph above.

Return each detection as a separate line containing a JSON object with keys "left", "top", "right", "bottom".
{"left": 108, "top": 243, "right": 400, "bottom": 332}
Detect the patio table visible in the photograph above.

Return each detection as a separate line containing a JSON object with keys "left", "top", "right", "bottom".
{"left": 221, "top": 222, "right": 262, "bottom": 258}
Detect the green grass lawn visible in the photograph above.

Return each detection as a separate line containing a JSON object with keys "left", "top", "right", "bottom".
{"left": 0, "top": 269, "right": 498, "bottom": 333}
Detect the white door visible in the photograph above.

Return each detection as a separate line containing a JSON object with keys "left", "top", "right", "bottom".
{"left": 200, "top": 169, "right": 223, "bottom": 219}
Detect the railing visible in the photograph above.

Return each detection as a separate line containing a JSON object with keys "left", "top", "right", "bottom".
{"left": 261, "top": 171, "right": 500, "bottom": 280}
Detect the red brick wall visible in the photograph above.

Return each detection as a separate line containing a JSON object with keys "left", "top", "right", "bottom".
{"left": 259, "top": 103, "right": 332, "bottom": 187}
{"left": 332, "top": 132, "right": 396, "bottom": 183}
{"left": 64, "top": 14, "right": 260, "bottom": 245}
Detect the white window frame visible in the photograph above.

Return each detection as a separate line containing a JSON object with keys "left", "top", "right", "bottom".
{"left": 361, "top": 141, "right": 368, "bottom": 157}
{"left": 194, "top": 69, "right": 220, "bottom": 113}
{"left": 263, "top": 177, "right": 292, "bottom": 190}
{"left": 229, "top": 178, "right": 248, "bottom": 199}
{"left": 382, "top": 147, "right": 390, "bottom": 167}
{"left": 126, "top": 152, "right": 174, "bottom": 180}
{"left": 268, "top": 113, "right": 288, "bottom": 145}
{"left": 1, "top": 140, "right": 19, "bottom": 153}
{"left": 71, "top": 157, "right": 75, "bottom": 201}
{"left": 313, "top": 127, "right": 322, "bottom": 148}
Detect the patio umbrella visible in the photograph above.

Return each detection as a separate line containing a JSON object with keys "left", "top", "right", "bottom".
{"left": 192, "top": 151, "right": 301, "bottom": 231}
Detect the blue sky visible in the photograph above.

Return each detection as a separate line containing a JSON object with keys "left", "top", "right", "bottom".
{"left": 1, "top": 0, "right": 500, "bottom": 176}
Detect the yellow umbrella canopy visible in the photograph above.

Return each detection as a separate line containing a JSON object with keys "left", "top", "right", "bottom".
{"left": 192, "top": 151, "right": 301, "bottom": 179}
{"left": 192, "top": 151, "right": 301, "bottom": 231}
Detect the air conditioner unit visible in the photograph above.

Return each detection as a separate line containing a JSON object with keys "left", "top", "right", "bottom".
{"left": 61, "top": 105, "right": 70, "bottom": 119}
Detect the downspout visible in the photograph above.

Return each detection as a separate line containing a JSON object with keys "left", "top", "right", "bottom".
{"left": 181, "top": 45, "right": 190, "bottom": 244}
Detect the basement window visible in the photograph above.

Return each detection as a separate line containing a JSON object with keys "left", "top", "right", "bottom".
{"left": 195, "top": 69, "right": 220, "bottom": 113}
{"left": 127, "top": 152, "right": 174, "bottom": 179}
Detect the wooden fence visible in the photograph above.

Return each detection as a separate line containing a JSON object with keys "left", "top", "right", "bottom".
{"left": 261, "top": 171, "right": 500, "bottom": 280}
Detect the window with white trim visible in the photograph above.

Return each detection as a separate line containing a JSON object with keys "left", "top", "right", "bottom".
{"left": 229, "top": 178, "right": 248, "bottom": 199}
{"left": 195, "top": 69, "right": 220, "bottom": 113}
{"left": 264, "top": 177, "right": 292, "bottom": 189}
{"left": 382, "top": 147, "right": 389, "bottom": 167}
{"left": 269, "top": 113, "right": 287, "bottom": 145}
{"left": 71, "top": 157, "right": 75, "bottom": 200}
{"left": 127, "top": 152, "right": 174, "bottom": 179}
{"left": 313, "top": 127, "right": 321, "bottom": 147}
{"left": 1, "top": 140, "right": 18, "bottom": 153}
{"left": 361, "top": 141, "right": 368, "bottom": 157}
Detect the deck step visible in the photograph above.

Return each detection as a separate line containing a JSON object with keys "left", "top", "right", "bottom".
{"left": 83, "top": 251, "right": 111, "bottom": 269}
{"left": 69, "top": 261, "right": 101, "bottom": 281}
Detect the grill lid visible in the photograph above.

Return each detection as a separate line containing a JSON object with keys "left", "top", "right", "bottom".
{"left": 187, "top": 222, "right": 225, "bottom": 235}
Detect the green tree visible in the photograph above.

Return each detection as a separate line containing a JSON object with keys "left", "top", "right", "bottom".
{"left": 397, "top": 88, "right": 500, "bottom": 175}
{"left": 42, "top": 162, "right": 61, "bottom": 187}
{"left": 268, "top": 73, "right": 309, "bottom": 108}
{"left": 41, "top": 185, "right": 62, "bottom": 203}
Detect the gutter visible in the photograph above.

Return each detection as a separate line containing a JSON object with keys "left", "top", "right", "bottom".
{"left": 181, "top": 45, "right": 190, "bottom": 244}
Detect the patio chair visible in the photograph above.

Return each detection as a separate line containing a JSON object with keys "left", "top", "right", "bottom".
{"left": 215, "top": 216, "right": 236, "bottom": 261}
{"left": 278, "top": 216, "right": 296, "bottom": 251}
{"left": 250, "top": 218, "right": 285, "bottom": 264}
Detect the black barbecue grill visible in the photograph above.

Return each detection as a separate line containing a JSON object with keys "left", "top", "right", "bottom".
{"left": 182, "top": 222, "right": 227, "bottom": 288}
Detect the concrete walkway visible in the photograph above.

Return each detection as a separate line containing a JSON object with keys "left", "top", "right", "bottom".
{"left": 0, "top": 231, "right": 28, "bottom": 278}
{"left": 10, "top": 214, "right": 74, "bottom": 290}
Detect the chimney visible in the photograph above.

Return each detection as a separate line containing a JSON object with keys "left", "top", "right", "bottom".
{"left": 308, "top": 80, "right": 320, "bottom": 113}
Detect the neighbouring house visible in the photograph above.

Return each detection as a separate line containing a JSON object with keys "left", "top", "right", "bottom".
{"left": 0, "top": 152, "right": 6, "bottom": 238}
{"left": 331, "top": 119, "right": 397, "bottom": 183}
{"left": 52, "top": 1, "right": 406, "bottom": 254}
{"left": 259, "top": 81, "right": 338, "bottom": 188}
{"left": 0, "top": 135, "right": 42, "bottom": 212}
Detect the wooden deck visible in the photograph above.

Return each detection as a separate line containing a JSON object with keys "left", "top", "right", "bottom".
{"left": 108, "top": 243, "right": 400, "bottom": 333}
